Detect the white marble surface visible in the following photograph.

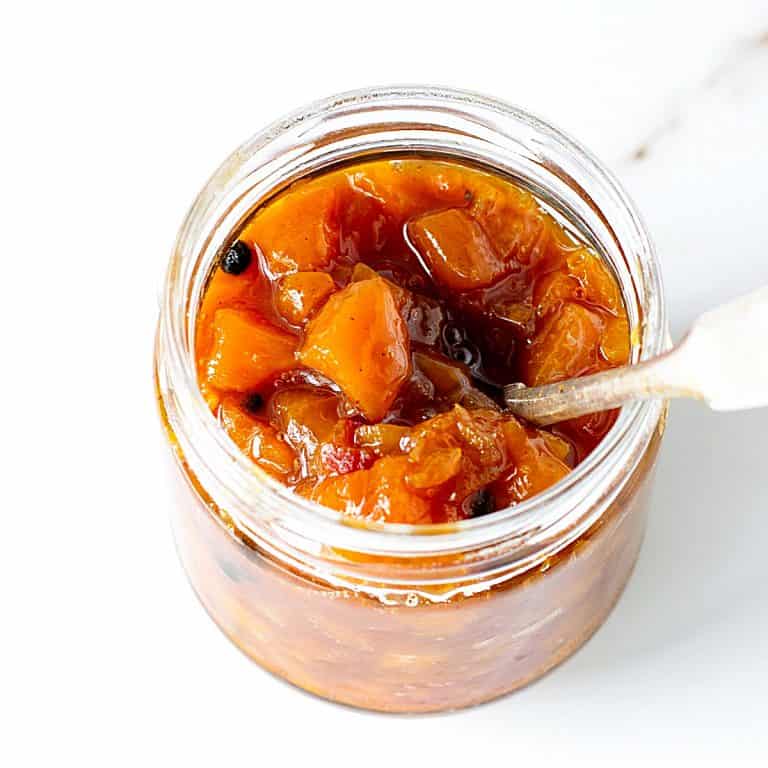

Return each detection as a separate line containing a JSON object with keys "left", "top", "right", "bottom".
{"left": 2, "top": 2, "right": 767, "bottom": 766}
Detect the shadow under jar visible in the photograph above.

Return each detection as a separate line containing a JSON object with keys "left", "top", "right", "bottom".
{"left": 155, "top": 86, "right": 668, "bottom": 713}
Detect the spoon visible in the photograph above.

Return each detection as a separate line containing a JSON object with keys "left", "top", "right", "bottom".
{"left": 503, "top": 285, "right": 768, "bottom": 426}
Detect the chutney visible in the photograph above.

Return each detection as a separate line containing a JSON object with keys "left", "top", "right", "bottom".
{"left": 195, "top": 158, "right": 630, "bottom": 524}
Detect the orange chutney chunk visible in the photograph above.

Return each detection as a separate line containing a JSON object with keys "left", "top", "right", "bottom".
{"left": 522, "top": 302, "right": 605, "bottom": 386}
{"left": 298, "top": 277, "right": 411, "bottom": 422}
{"left": 219, "top": 397, "right": 296, "bottom": 479}
{"left": 307, "top": 456, "right": 434, "bottom": 525}
{"left": 205, "top": 308, "right": 298, "bottom": 392}
{"left": 407, "top": 208, "right": 506, "bottom": 290}
{"left": 240, "top": 184, "right": 339, "bottom": 276}
{"left": 491, "top": 418, "right": 571, "bottom": 507}
{"left": 196, "top": 157, "right": 631, "bottom": 523}
{"left": 276, "top": 272, "right": 336, "bottom": 325}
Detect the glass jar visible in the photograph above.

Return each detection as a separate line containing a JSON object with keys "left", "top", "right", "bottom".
{"left": 155, "top": 86, "right": 668, "bottom": 713}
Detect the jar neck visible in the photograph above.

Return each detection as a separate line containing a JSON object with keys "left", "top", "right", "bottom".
{"left": 156, "top": 86, "right": 667, "bottom": 598}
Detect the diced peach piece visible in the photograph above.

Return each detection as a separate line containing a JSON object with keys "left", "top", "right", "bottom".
{"left": 270, "top": 388, "right": 340, "bottom": 472}
{"left": 366, "top": 456, "right": 434, "bottom": 523}
{"left": 276, "top": 272, "right": 336, "bottom": 325}
{"left": 199, "top": 258, "right": 257, "bottom": 320}
{"left": 534, "top": 248, "right": 625, "bottom": 323}
{"left": 539, "top": 430, "right": 573, "bottom": 464}
{"left": 352, "top": 265, "right": 448, "bottom": 347}
{"left": 491, "top": 418, "right": 571, "bottom": 506}
{"left": 345, "top": 164, "right": 410, "bottom": 219}
{"left": 336, "top": 179, "right": 398, "bottom": 262}
{"left": 348, "top": 161, "right": 469, "bottom": 221}
{"left": 565, "top": 247, "right": 623, "bottom": 314}
{"left": 271, "top": 388, "right": 340, "bottom": 442}
{"left": 205, "top": 309, "right": 298, "bottom": 392}
{"left": 534, "top": 271, "right": 582, "bottom": 315}
{"left": 308, "top": 456, "right": 433, "bottom": 524}
{"left": 298, "top": 277, "right": 410, "bottom": 421}
{"left": 601, "top": 316, "right": 631, "bottom": 366}
{"left": 418, "top": 163, "right": 474, "bottom": 207}
{"left": 354, "top": 424, "right": 411, "bottom": 456}
{"left": 557, "top": 410, "right": 619, "bottom": 462}
{"left": 195, "top": 245, "right": 272, "bottom": 361}
{"left": 240, "top": 183, "right": 339, "bottom": 276}
{"left": 219, "top": 398, "right": 296, "bottom": 479}
{"left": 407, "top": 209, "right": 506, "bottom": 291}
{"left": 318, "top": 443, "right": 373, "bottom": 476}
{"left": 350, "top": 262, "right": 379, "bottom": 282}
{"left": 406, "top": 447, "right": 463, "bottom": 490}
{"left": 350, "top": 262, "right": 408, "bottom": 306}
{"left": 306, "top": 468, "right": 370, "bottom": 517}
{"left": 470, "top": 179, "right": 551, "bottom": 265}
{"left": 522, "top": 302, "right": 604, "bottom": 386}
{"left": 405, "top": 406, "right": 507, "bottom": 502}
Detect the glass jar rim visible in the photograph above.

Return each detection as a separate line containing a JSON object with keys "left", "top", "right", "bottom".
{"left": 157, "top": 85, "right": 667, "bottom": 567}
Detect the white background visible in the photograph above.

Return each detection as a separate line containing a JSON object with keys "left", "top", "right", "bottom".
{"left": 2, "top": 2, "right": 767, "bottom": 766}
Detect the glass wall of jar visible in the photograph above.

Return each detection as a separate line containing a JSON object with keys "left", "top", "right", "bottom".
{"left": 155, "top": 87, "right": 668, "bottom": 713}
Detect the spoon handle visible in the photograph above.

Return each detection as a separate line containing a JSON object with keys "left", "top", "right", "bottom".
{"left": 504, "top": 285, "right": 768, "bottom": 426}
{"left": 503, "top": 352, "right": 693, "bottom": 426}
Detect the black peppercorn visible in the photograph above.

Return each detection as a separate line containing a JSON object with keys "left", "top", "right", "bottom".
{"left": 469, "top": 488, "right": 495, "bottom": 518}
{"left": 220, "top": 241, "right": 252, "bottom": 275}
